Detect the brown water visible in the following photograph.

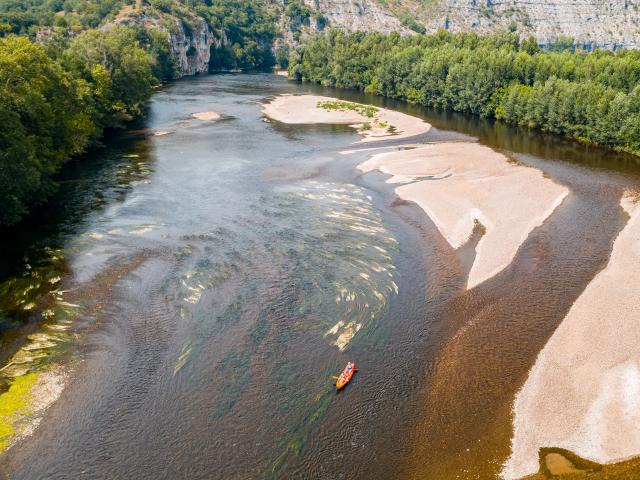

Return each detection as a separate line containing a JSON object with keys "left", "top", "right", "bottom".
{"left": 0, "top": 73, "right": 639, "bottom": 480}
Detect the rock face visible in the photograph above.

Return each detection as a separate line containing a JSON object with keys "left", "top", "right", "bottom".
{"left": 112, "top": 10, "right": 223, "bottom": 77}
{"left": 167, "top": 17, "right": 222, "bottom": 76}
{"left": 307, "top": 0, "right": 407, "bottom": 33}
{"left": 414, "top": 0, "right": 640, "bottom": 49}
{"left": 302, "top": 0, "right": 640, "bottom": 49}
{"left": 111, "top": 0, "right": 640, "bottom": 79}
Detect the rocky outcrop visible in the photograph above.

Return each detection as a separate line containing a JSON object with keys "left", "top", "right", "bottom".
{"left": 303, "top": 0, "right": 640, "bottom": 49}
{"left": 111, "top": 8, "right": 224, "bottom": 77}
{"left": 306, "top": 0, "right": 407, "bottom": 34}
{"left": 408, "top": 0, "right": 640, "bottom": 49}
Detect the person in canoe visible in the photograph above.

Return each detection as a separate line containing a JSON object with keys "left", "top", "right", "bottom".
{"left": 336, "top": 361, "right": 357, "bottom": 390}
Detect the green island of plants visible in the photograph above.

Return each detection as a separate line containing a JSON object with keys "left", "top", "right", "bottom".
{"left": 317, "top": 99, "right": 379, "bottom": 118}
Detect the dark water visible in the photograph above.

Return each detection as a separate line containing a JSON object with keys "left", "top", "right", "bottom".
{"left": 0, "top": 74, "right": 639, "bottom": 480}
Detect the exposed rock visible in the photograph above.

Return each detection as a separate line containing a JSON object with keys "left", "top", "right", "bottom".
{"left": 307, "top": 0, "right": 408, "bottom": 34}
{"left": 419, "top": 0, "right": 640, "bottom": 49}
{"left": 111, "top": 8, "right": 225, "bottom": 77}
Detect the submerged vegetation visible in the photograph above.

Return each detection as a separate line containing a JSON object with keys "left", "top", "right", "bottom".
{"left": 290, "top": 30, "right": 640, "bottom": 156}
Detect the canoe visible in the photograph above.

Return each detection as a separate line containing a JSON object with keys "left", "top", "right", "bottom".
{"left": 336, "top": 362, "right": 357, "bottom": 390}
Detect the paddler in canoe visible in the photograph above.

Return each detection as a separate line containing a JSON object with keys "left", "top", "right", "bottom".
{"left": 335, "top": 361, "right": 357, "bottom": 390}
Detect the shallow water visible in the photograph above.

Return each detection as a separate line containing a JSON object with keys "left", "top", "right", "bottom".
{"left": 0, "top": 73, "right": 639, "bottom": 479}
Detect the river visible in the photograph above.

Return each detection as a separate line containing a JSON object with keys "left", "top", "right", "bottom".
{"left": 0, "top": 73, "right": 639, "bottom": 479}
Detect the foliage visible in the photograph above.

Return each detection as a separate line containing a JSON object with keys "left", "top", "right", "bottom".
{"left": 284, "top": 0, "right": 311, "bottom": 22}
{"left": 0, "top": 0, "right": 124, "bottom": 33}
{"left": 290, "top": 29, "right": 640, "bottom": 155}
{"left": 62, "top": 27, "right": 156, "bottom": 129}
{"left": 0, "top": 35, "right": 94, "bottom": 224}
{"left": 399, "top": 11, "right": 426, "bottom": 34}
{"left": 195, "top": 0, "right": 277, "bottom": 71}
{"left": 317, "top": 100, "right": 378, "bottom": 118}
{"left": 275, "top": 46, "right": 289, "bottom": 69}
{"left": 0, "top": 27, "right": 158, "bottom": 225}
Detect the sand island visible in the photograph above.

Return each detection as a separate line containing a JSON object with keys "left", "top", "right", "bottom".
{"left": 502, "top": 193, "right": 640, "bottom": 479}
{"left": 262, "top": 94, "right": 431, "bottom": 143}
{"left": 191, "top": 111, "right": 221, "bottom": 121}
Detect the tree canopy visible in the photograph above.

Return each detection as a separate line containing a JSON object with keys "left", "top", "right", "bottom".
{"left": 0, "top": 27, "right": 158, "bottom": 225}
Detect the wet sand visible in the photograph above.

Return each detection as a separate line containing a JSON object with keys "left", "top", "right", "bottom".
{"left": 262, "top": 94, "right": 431, "bottom": 143}
{"left": 503, "top": 193, "right": 640, "bottom": 479}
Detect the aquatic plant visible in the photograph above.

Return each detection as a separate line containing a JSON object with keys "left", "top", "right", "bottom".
{"left": 0, "top": 373, "right": 38, "bottom": 451}
{"left": 317, "top": 100, "right": 379, "bottom": 119}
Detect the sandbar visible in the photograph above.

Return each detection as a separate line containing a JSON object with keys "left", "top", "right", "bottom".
{"left": 359, "top": 142, "right": 569, "bottom": 289}
{"left": 261, "top": 94, "right": 431, "bottom": 143}
{"left": 502, "top": 194, "right": 640, "bottom": 479}
{"left": 191, "top": 111, "right": 221, "bottom": 121}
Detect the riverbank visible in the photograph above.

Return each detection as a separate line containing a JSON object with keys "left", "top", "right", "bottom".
{"left": 503, "top": 192, "right": 640, "bottom": 480}
{"left": 289, "top": 31, "right": 640, "bottom": 159}
{"left": 263, "top": 94, "right": 568, "bottom": 289}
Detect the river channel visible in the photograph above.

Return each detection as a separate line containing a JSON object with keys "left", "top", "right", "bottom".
{"left": 1, "top": 73, "right": 639, "bottom": 479}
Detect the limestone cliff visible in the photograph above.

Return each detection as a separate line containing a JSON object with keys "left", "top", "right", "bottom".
{"left": 278, "top": 0, "right": 640, "bottom": 49}
{"left": 112, "top": 7, "right": 224, "bottom": 77}
{"left": 306, "top": 0, "right": 407, "bottom": 33}
{"left": 372, "top": 0, "right": 640, "bottom": 48}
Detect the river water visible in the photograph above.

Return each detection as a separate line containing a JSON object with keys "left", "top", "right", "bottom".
{"left": 0, "top": 73, "right": 639, "bottom": 479}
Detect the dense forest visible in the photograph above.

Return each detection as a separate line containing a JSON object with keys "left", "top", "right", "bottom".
{"left": 0, "top": 0, "right": 280, "bottom": 225}
{"left": 289, "top": 30, "right": 640, "bottom": 156}
{"left": 0, "top": 28, "right": 160, "bottom": 224}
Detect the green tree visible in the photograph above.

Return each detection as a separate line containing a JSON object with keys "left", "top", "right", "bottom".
{"left": 63, "top": 27, "right": 156, "bottom": 130}
{"left": 0, "top": 35, "right": 94, "bottom": 224}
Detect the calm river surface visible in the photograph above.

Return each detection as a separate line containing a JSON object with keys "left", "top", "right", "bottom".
{"left": 1, "top": 73, "right": 639, "bottom": 479}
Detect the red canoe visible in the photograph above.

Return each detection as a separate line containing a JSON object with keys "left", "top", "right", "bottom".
{"left": 336, "top": 362, "right": 357, "bottom": 390}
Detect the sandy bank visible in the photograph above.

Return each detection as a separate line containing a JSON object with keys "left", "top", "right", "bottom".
{"left": 191, "top": 111, "right": 221, "bottom": 121}
{"left": 261, "top": 94, "right": 431, "bottom": 143}
{"left": 502, "top": 194, "right": 640, "bottom": 479}
{"left": 359, "top": 142, "right": 568, "bottom": 289}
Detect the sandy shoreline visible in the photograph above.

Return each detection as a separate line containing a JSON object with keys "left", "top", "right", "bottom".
{"left": 502, "top": 193, "right": 640, "bottom": 479}
{"left": 359, "top": 142, "right": 568, "bottom": 289}
{"left": 264, "top": 94, "right": 568, "bottom": 290}
{"left": 262, "top": 94, "right": 431, "bottom": 143}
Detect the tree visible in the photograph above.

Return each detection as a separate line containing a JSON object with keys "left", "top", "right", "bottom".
{"left": 63, "top": 27, "right": 156, "bottom": 130}
{"left": 0, "top": 35, "right": 93, "bottom": 224}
